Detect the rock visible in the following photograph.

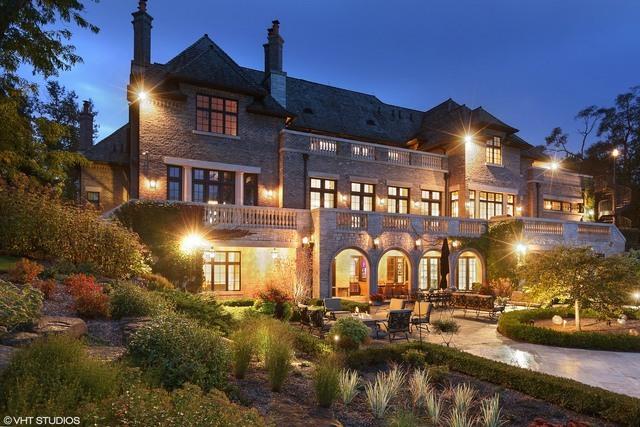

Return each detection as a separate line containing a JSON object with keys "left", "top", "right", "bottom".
{"left": 121, "top": 317, "right": 152, "bottom": 344}
{"left": 0, "top": 345, "right": 17, "bottom": 371}
{"left": 34, "top": 316, "right": 87, "bottom": 339}
{"left": 1, "top": 332, "right": 40, "bottom": 347}
{"left": 86, "top": 346, "right": 126, "bottom": 362}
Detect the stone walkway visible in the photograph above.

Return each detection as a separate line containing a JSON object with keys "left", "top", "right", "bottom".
{"left": 390, "top": 309, "right": 640, "bottom": 398}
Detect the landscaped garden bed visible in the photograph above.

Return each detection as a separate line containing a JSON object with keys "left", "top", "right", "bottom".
{"left": 498, "top": 307, "right": 640, "bottom": 352}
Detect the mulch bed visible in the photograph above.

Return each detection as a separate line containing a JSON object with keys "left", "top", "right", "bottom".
{"left": 228, "top": 358, "right": 614, "bottom": 427}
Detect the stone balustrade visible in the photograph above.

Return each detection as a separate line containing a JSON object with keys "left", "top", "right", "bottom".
{"left": 204, "top": 204, "right": 311, "bottom": 230}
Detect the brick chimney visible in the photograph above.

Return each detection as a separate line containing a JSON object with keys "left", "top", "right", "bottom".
{"left": 263, "top": 20, "right": 286, "bottom": 107}
{"left": 78, "top": 100, "right": 93, "bottom": 152}
{"left": 131, "top": 0, "right": 153, "bottom": 76}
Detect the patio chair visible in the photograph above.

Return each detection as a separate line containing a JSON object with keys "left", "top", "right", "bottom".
{"left": 297, "top": 304, "right": 311, "bottom": 330}
{"left": 323, "top": 297, "right": 350, "bottom": 319}
{"left": 389, "top": 298, "right": 406, "bottom": 311}
{"left": 309, "top": 307, "right": 334, "bottom": 337}
{"left": 410, "top": 301, "right": 432, "bottom": 333}
{"left": 378, "top": 309, "right": 412, "bottom": 342}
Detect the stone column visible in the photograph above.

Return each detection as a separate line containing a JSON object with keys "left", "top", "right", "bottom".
{"left": 183, "top": 166, "right": 192, "bottom": 201}
{"left": 235, "top": 172, "right": 244, "bottom": 205}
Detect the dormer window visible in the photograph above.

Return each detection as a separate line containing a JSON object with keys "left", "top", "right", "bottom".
{"left": 486, "top": 136, "right": 502, "bottom": 165}
{"left": 196, "top": 94, "right": 238, "bottom": 136}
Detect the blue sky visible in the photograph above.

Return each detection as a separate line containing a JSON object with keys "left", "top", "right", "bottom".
{"left": 25, "top": 0, "right": 640, "bottom": 149}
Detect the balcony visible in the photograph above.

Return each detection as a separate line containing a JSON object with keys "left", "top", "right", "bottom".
{"left": 204, "top": 204, "right": 311, "bottom": 231}
{"left": 284, "top": 130, "right": 448, "bottom": 172}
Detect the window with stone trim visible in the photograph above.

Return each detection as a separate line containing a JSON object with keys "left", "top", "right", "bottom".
{"left": 196, "top": 94, "right": 238, "bottom": 136}
{"left": 86, "top": 191, "right": 100, "bottom": 207}
{"left": 479, "top": 191, "right": 503, "bottom": 219}
{"left": 544, "top": 199, "right": 584, "bottom": 213}
{"left": 166, "top": 165, "right": 183, "bottom": 201}
{"left": 243, "top": 173, "right": 258, "bottom": 206}
{"left": 506, "top": 194, "right": 515, "bottom": 216}
{"left": 450, "top": 191, "right": 459, "bottom": 217}
{"left": 211, "top": 251, "right": 241, "bottom": 291}
{"left": 486, "top": 136, "right": 502, "bottom": 165}
{"left": 420, "top": 190, "right": 441, "bottom": 216}
{"left": 387, "top": 186, "right": 409, "bottom": 214}
{"left": 350, "top": 182, "right": 374, "bottom": 211}
{"left": 310, "top": 178, "right": 336, "bottom": 209}
{"left": 467, "top": 190, "right": 475, "bottom": 218}
{"left": 192, "top": 168, "right": 235, "bottom": 204}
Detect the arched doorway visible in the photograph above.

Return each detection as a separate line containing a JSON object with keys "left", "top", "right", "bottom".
{"left": 456, "top": 250, "right": 484, "bottom": 291}
{"left": 377, "top": 249, "right": 411, "bottom": 298}
{"left": 419, "top": 250, "right": 441, "bottom": 291}
{"left": 331, "top": 248, "right": 370, "bottom": 299}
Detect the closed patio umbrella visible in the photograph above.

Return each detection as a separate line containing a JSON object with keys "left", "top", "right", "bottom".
{"left": 439, "top": 238, "right": 450, "bottom": 290}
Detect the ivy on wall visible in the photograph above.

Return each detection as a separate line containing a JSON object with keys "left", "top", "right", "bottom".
{"left": 452, "top": 219, "right": 524, "bottom": 286}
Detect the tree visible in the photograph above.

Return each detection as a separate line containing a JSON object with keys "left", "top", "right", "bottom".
{"left": 544, "top": 107, "right": 601, "bottom": 163}
{"left": 519, "top": 246, "right": 640, "bottom": 331}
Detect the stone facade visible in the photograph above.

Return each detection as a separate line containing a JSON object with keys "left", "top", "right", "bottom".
{"left": 80, "top": 162, "right": 129, "bottom": 213}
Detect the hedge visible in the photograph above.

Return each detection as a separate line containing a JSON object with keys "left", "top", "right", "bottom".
{"left": 308, "top": 298, "right": 370, "bottom": 313}
{"left": 498, "top": 307, "right": 640, "bottom": 352}
{"left": 346, "top": 342, "right": 640, "bottom": 426}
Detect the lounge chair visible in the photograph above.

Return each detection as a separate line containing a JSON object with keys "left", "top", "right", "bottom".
{"left": 378, "top": 309, "right": 412, "bottom": 342}
{"left": 410, "top": 301, "right": 432, "bottom": 332}
{"left": 323, "top": 297, "right": 350, "bottom": 319}
{"left": 389, "top": 298, "right": 406, "bottom": 311}
{"left": 309, "top": 308, "right": 334, "bottom": 337}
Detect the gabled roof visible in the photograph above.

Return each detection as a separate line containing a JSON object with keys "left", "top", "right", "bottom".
{"left": 84, "top": 124, "right": 129, "bottom": 165}
{"left": 243, "top": 68, "right": 424, "bottom": 145}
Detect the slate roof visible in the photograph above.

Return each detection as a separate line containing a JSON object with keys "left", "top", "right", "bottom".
{"left": 84, "top": 124, "right": 129, "bottom": 165}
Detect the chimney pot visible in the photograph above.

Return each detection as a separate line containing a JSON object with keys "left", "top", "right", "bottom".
{"left": 131, "top": 1, "right": 153, "bottom": 76}
{"left": 78, "top": 100, "right": 94, "bottom": 152}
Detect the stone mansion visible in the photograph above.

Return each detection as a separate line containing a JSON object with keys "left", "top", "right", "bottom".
{"left": 78, "top": 1, "right": 625, "bottom": 299}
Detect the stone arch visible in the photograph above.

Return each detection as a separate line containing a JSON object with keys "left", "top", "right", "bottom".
{"left": 451, "top": 248, "right": 486, "bottom": 291}
{"left": 377, "top": 247, "right": 413, "bottom": 298}
{"left": 329, "top": 246, "right": 372, "bottom": 300}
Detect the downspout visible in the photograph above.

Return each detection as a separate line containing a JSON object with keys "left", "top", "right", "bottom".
{"left": 302, "top": 153, "right": 309, "bottom": 209}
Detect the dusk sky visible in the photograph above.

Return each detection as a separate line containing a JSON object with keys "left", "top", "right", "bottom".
{"left": 25, "top": 0, "right": 640, "bottom": 151}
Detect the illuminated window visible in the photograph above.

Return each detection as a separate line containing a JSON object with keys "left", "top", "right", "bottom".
{"left": 387, "top": 186, "right": 409, "bottom": 214}
{"left": 450, "top": 191, "right": 459, "bottom": 217}
{"left": 467, "top": 190, "right": 475, "bottom": 218}
{"left": 243, "top": 174, "right": 258, "bottom": 206}
{"left": 350, "top": 182, "right": 374, "bottom": 211}
{"left": 506, "top": 194, "right": 515, "bottom": 216}
{"left": 167, "top": 165, "right": 183, "bottom": 201}
{"left": 457, "top": 256, "right": 478, "bottom": 291}
{"left": 421, "top": 190, "right": 441, "bottom": 216}
{"left": 310, "top": 178, "right": 336, "bottom": 209}
{"left": 419, "top": 255, "right": 440, "bottom": 290}
{"left": 211, "top": 251, "right": 241, "bottom": 291}
{"left": 544, "top": 199, "right": 583, "bottom": 213}
{"left": 479, "top": 191, "right": 503, "bottom": 219}
{"left": 192, "top": 168, "right": 235, "bottom": 204}
{"left": 486, "top": 136, "right": 502, "bottom": 165}
{"left": 195, "top": 94, "right": 238, "bottom": 136}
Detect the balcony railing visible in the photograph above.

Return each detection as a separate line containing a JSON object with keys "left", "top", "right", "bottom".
{"left": 284, "top": 130, "right": 447, "bottom": 171}
{"left": 204, "top": 205, "right": 310, "bottom": 230}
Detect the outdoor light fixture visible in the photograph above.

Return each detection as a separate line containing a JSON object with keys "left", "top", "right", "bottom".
{"left": 373, "top": 237, "right": 381, "bottom": 248}
{"left": 137, "top": 90, "right": 148, "bottom": 101}
{"left": 340, "top": 193, "right": 347, "bottom": 202}
{"left": 413, "top": 200, "right": 420, "bottom": 208}
{"left": 550, "top": 161, "right": 559, "bottom": 171}
{"left": 378, "top": 198, "right": 385, "bottom": 206}
{"left": 266, "top": 189, "right": 274, "bottom": 199}
{"left": 148, "top": 179, "right": 158, "bottom": 190}
{"left": 464, "top": 135, "right": 473, "bottom": 145}
{"left": 516, "top": 206, "right": 523, "bottom": 214}
{"left": 271, "top": 248, "right": 279, "bottom": 260}
{"left": 180, "top": 233, "right": 208, "bottom": 255}
{"left": 451, "top": 240, "right": 460, "bottom": 249}
{"left": 515, "top": 242, "right": 528, "bottom": 255}
{"left": 612, "top": 148, "right": 620, "bottom": 158}
{"left": 302, "top": 236, "right": 310, "bottom": 246}
{"left": 415, "top": 238, "right": 422, "bottom": 248}
{"left": 633, "top": 291, "right": 640, "bottom": 307}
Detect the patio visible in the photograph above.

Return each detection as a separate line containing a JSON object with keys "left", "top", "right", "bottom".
{"left": 363, "top": 304, "right": 640, "bottom": 399}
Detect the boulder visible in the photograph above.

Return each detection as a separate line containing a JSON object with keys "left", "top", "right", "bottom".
{"left": 1, "top": 332, "right": 40, "bottom": 347}
{"left": 34, "top": 316, "right": 88, "bottom": 339}
{"left": 121, "top": 317, "right": 152, "bottom": 344}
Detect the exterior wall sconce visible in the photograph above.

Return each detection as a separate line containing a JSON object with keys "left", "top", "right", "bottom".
{"left": 373, "top": 237, "right": 381, "bottom": 248}
{"left": 378, "top": 198, "right": 385, "bottom": 206}
{"left": 302, "top": 236, "right": 310, "bottom": 246}
{"left": 515, "top": 242, "right": 528, "bottom": 255}
{"left": 340, "top": 193, "right": 347, "bottom": 203}
{"left": 148, "top": 179, "right": 158, "bottom": 190}
{"left": 413, "top": 200, "right": 420, "bottom": 208}
{"left": 415, "top": 238, "right": 422, "bottom": 249}
{"left": 464, "top": 135, "right": 473, "bottom": 145}
{"left": 451, "top": 240, "right": 461, "bottom": 249}
{"left": 271, "top": 248, "right": 279, "bottom": 260}
{"left": 516, "top": 206, "right": 523, "bottom": 215}
{"left": 266, "top": 189, "right": 274, "bottom": 199}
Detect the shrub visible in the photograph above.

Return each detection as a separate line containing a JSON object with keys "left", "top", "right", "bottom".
{"left": 127, "top": 314, "right": 229, "bottom": 391}
{"left": 255, "top": 285, "right": 292, "bottom": 320}
{"left": 139, "top": 272, "right": 174, "bottom": 291}
{"left": 498, "top": 307, "right": 640, "bottom": 352}
{"left": 290, "top": 326, "right": 330, "bottom": 357}
{"left": 221, "top": 298, "right": 255, "bottom": 307}
{"left": 0, "top": 186, "right": 149, "bottom": 278}
{"left": 328, "top": 317, "right": 370, "bottom": 351}
{"left": 346, "top": 342, "right": 640, "bottom": 426}
{"left": 85, "top": 382, "right": 264, "bottom": 426}
{"left": 425, "top": 389, "right": 444, "bottom": 425}
{"left": 31, "top": 278, "right": 56, "bottom": 300}
{"left": 160, "top": 290, "right": 233, "bottom": 333}
{"left": 64, "top": 273, "right": 101, "bottom": 297}
{"left": 338, "top": 369, "right": 360, "bottom": 405}
{"left": 365, "top": 370, "right": 397, "bottom": 419}
{"left": 264, "top": 331, "right": 292, "bottom": 392}
{"left": 313, "top": 355, "right": 341, "bottom": 407}
{"left": 308, "top": 297, "right": 370, "bottom": 313}
{"left": 74, "top": 287, "right": 110, "bottom": 318}
{"left": 0, "top": 280, "right": 43, "bottom": 330}
{"left": 427, "top": 365, "right": 450, "bottom": 384}
{"left": 409, "top": 367, "right": 431, "bottom": 408}
{"left": 479, "top": 394, "right": 504, "bottom": 427}
{"left": 7, "top": 258, "right": 43, "bottom": 283}
{"left": 0, "top": 336, "right": 119, "bottom": 415}
{"left": 110, "top": 282, "right": 172, "bottom": 319}
{"left": 402, "top": 348, "right": 426, "bottom": 368}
